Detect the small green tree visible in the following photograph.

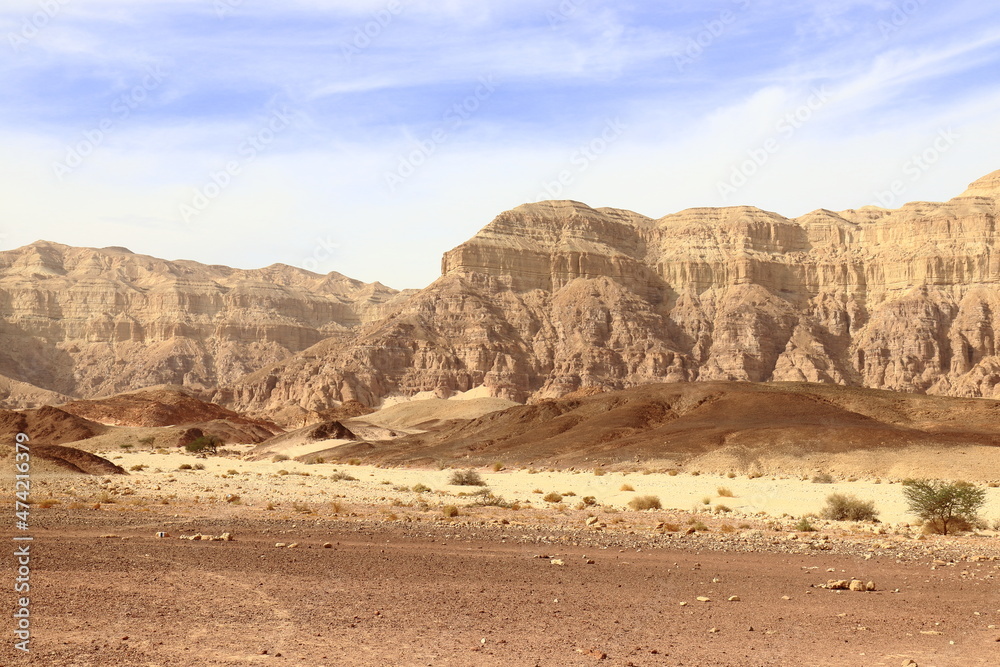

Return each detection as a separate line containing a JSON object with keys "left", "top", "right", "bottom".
{"left": 185, "top": 435, "right": 222, "bottom": 456}
{"left": 902, "top": 479, "right": 986, "bottom": 535}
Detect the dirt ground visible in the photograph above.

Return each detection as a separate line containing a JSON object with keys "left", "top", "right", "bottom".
{"left": 3, "top": 504, "right": 1000, "bottom": 667}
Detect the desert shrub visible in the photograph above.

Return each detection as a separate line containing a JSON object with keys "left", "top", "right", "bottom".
{"left": 185, "top": 435, "right": 222, "bottom": 455}
{"left": 701, "top": 496, "right": 711, "bottom": 505}
{"left": 37, "top": 499, "right": 59, "bottom": 509}
{"left": 193, "top": 463, "right": 205, "bottom": 471}
{"left": 472, "top": 492, "right": 514, "bottom": 508}
{"left": 138, "top": 436, "right": 155, "bottom": 446}
{"left": 903, "top": 479, "right": 986, "bottom": 536}
{"left": 412, "top": 483, "right": 430, "bottom": 493}
{"left": 628, "top": 495, "right": 662, "bottom": 510}
{"left": 667, "top": 469, "right": 679, "bottom": 476}
{"left": 531, "top": 488, "right": 543, "bottom": 494}
{"left": 726, "top": 472, "right": 737, "bottom": 479}
{"left": 690, "top": 471, "right": 701, "bottom": 476}
{"left": 272, "top": 454, "right": 289, "bottom": 462}
{"left": 492, "top": 462, "right": 504, "bottom": 472}
{"left": 119, "top": 444, "right": 133, "bottom": 451}
{"left": 293, "top": 502, "right": 312, "bottom": 514}
{"left": 265, "top": 502, "right": 275, "bottom": 511}
{"left": 449, "top": 469, "right": 486, "bottom": 486}
{"left": 620, "top": 484, "right": 635, "bottom": 492}
{"left": 330, "top": 471, "right": 358, "bottom": 482}
{"left": 178, "top": 464, "right": 193, "bottom": 470}
{"left": 442, "top": 505, "right": 459, "bottom": 518}
{"left": 812, "top": 472, "right": 835, "bottom": 484}
{"left": 820, "top": 493, "right": 879, "bottom": 522}
{"left": 562, "top": 490, "right": 576, "bottom": 496}
{"left": 691, "top": 521, "right": 708, "bottom": 531}
{"left": 593, "top": 468, "right": 606, "bottom": 476}
{"left": 580, "top": 496, "right": 597, "bottom": 507}
{"left": 276, "top": 470, "right": 289, "bottom": 476}
{"left": 129, "top": 464, "right": 146, "bottom": 472}
{"left": 795, "top": 517, "right": 817, "bottom": 532}
{"left": 543, "top": 492, "right": 563, "bottom": 503}
{"left": 719, "top": 523, "right": 737, "bottom": 533}
{"left": 348, "top": 458, "right": 361, "bottom": 465}
{"left": 714, "top": 504, "right": 732, "bottom": 514}
{"left": 717, "top": 486, "right": 734, "bottom": 497}
{"left": 921, "top": 517, "right": 974, "bottom": 535}
{"left": 227, "top": 469, "right": 238, "bottom": 475}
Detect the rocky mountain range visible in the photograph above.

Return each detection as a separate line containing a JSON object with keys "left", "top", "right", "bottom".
{"left": 3, "top": 169, "right": 1000, "bottom": 416}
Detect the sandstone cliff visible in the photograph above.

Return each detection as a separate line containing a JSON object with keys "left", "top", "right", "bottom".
{"left": 7, "top": 172, "right": 1000, "bottom": 415}
{"left": 225, "top": 169, "right": 1000, "bottom": 412}
{"left": 0, "top": 242, "right": 412, "bottom": 407}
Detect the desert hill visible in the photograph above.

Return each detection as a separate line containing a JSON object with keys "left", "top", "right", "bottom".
{"left": 0, "top": 241, "right": 413, "bottom": 407}
{"left": 325, "top": 382, "right": 1000, "bottom": 478}
{"left": 5, "top": 170, "right": 1000, "bottom": 415}
{"left": 225, "top": 169, "right": 1000, "bottom": 413}
{"left": 0, "top": 406, "right": 124, "bottom": 475}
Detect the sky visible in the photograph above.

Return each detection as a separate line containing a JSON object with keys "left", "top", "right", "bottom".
{"left": 1, "top": 0, "right": 998, "bottom": 290}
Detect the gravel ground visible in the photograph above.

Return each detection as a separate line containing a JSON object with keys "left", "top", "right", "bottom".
{"left": 3, "top": 494, "right": 1000, "bottom": 666}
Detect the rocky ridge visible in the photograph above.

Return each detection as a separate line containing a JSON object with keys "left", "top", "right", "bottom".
{"left": 225, "top": 170, "right": 1000, "bottom": 412}
{"left": 0, "top": 242, "right": 413, "bottom": 407}
{"left": 5, "top": 171, "right": 1000, "bottom": 415}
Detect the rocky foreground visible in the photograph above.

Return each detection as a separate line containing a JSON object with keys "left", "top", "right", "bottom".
{"left": 10, "top": 498, "right": 1000, "bottom": 666}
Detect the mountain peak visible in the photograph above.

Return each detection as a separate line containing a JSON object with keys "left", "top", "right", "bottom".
{"left": 959, "top": 169, "right": 1000, "bottom": 198}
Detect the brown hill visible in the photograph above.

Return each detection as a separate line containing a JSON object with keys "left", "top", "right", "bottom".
{"left": 60, "top": 387, "right": 280, "bottom": 430}
{"left": 0, "top": 407, "right": 123, "bottom": 474}
{"left": 5, "top": 170, "right": 1000, "bottom": 416}
{"left": 226, "top": 169, "right": 1000, "bottom": 413}
{"left": 0, "top": 405, "right": 105, "bottom": 445}
{"left": 327, "top": 382, "right": 1000, "bottom": 470}
{"left": 0, "top": 241, "right": 414, "bottom": 405}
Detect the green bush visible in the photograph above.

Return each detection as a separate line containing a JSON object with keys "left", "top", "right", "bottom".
{"left": 795, "top": 517, "right": 817, "bottom": 532}
{"left": 628, "top": 495, "right": 662, "bottom": 510}
{"left": 449, "top": 469, "right": 486, "bottom": 486}
{"left": 820, "top": 493, "right": 879, "bottom": 522}
{"left": 903, "top": 479, "right": 986, "bottom": 536}
{"left": 185, "top": 435, "right": 222, "bottom": 455}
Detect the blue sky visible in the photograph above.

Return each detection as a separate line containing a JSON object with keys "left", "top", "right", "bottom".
{"left": 1, "top": 0, "right": 999, "bottom": 289}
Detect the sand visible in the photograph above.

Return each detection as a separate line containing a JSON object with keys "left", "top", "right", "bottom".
{"left": 37, "top": 447, "right": 1000, "bottom": 527}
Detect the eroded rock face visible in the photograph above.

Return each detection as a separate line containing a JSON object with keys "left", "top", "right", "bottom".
{"left": 226, "top": 170, "right": 1000, "bottom": 412}
{"left": 7, "top": 171, "right": 1000, "bottom": 413}
{"left": 0, "top": 242, "right": 411, "bottom": 406}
